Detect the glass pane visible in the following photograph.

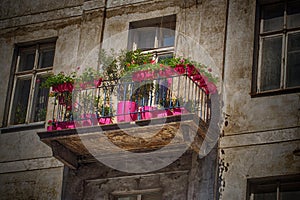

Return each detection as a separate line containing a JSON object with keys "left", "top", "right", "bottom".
{"left": 287, "top": 0, "right": 300, "bottom": 29}
{"left": 32, "top": 76, "right": 50, "bottom": 122}
{"left": 159, "top": 28, "right": 175, "bottom": 47}
{"left": 254, "top": 192, "right": 277, "bottom": 200}
{"left": 11, "top": 78, "right": 31, "bottom": 124}
{"left": 18, "top": 48, "right": 35, "bottom": 72}
{"left": 137, "top": 27, "right": 156, "bottom": 49}
{"left": 260, "top": 36, "right": 282, "bottom": 91}
{"left": 157, "top": 53, "right": 173, "bottom": 63}
{"left": 287, "top": 32, "right": 300, "bottom": 87}
{"left": 280, "top": 191, "right": 300, "bottom": 200}
{"left": 38, "top": 46, "right": 55, "bottom": 69}
{"left": 261, "top": 3, "right": 284, "bottom": 33}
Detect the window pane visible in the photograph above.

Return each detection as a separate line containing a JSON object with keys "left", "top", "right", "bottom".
{"left": 159, "top": 28, "right": 175, "bottom": 48}
{"left": 287, "top": 0, "right": 300, "bottom": 29}
{"left": 11, "top": 78, "right": 31, "bottom": 124}
{"left": 261, "top": 3, "right": 284, "bottom": 33}
{"left": 32, "top": 76, "right": 50, "bottom": 122}
{"left": 38, "top": 46, "right": 55, "bottom": 69}
{"left": 137, "top": 28, "right": 156, "bottom": 49}
{"left": 280, "top": 190, "right": 300, "bottom": 200}
{"left": 287, "top": 32, "right": 300, "bottom": 88}
{"left": 260, "top": 36, "right": 282, "bottom": 91}
{"left": 254, "top": 192, "right": 277, "bottom": 200}
{"left": 19, "top": 48, "right": 35, "bottom": 72}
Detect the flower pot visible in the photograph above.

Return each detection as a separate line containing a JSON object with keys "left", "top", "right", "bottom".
{"left": 98, "top": 117, "right": 113, "bottom": 125}
{"left": 47, "top": 125, "right": 56, "bottom": 131}
{"left": 66, "top": 121, "right": 75, "bottom": 129}
{"left": 152, "top": 109, "right": 173, "bottom": 118}
{"left": 56, "top": 122, "right": 67, "bottom": 130}
{"left": 173, "top": 107, "right": 189, "bottom": 115}
{"left": 140, "top": 106, "right": 155, "bottom": 120}
{"left": 117, "top": 101, "right": 137, "bottom": 122}
{"left": 81, "top": 114, "right": 98, "bottom": 126}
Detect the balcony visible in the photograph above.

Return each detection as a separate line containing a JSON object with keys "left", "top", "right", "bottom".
{"left": 37, "top": 67, "right": 212, "bottom": 169}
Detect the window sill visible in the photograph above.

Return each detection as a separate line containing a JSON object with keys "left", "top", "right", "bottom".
{"left": 250, "top": 87, "right": 300, "bottom": 98}
{"left": 0, "top": 121, "right": 45, "bottom": 134}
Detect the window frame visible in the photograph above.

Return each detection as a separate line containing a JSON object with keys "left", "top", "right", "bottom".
{"left": 4, "top": 38, "right": 56, "bottom": 127}
{"left": 247, "top": 174, "right": 300, "bottom": 200}
{"left": 111, "top": 188, "right": 163, "bottom": 200}
{"left": 251, "top": 0, "right": 300, "bottom": 97}
{"left": 128, "top": 14, "right": 176, "bottom": 60}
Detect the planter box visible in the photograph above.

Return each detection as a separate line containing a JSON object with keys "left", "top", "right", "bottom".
{"left": 117, "top": 101, "right": 137, "bottom": 122}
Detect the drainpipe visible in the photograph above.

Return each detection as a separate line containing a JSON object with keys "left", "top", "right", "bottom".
{"left": 97, "top": 0, "right": 108, "bottom": 71}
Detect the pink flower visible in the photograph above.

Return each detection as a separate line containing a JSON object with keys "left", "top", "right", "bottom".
{"left": 94, "top": 78, "right": 102, "bottom": 88}
{"left": 208, "top": 68, "right": 212, "bottom": 72}
{"left": 174, "top": 64, "right": 185, "bottom": 74}
{"left": 36, "top": 79, "right": 41, "bottom": 83}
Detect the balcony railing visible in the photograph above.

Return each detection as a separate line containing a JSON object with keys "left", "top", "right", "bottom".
{"left": 47, "top": 71, "right": 211, "bottom": 131}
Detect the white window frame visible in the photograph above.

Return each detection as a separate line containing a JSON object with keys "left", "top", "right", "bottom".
{"left": 128, "top": 15, "right": 176, "bottom": 60}
{"left": 254, "top": 0, "right": 300, "bottom": 94}
{"left": 7, "top": 41, "right": 55, "bottom": 126}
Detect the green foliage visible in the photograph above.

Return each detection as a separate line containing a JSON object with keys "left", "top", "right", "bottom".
{"left": 41, "top": 71, "right": 76, "bottom": 88}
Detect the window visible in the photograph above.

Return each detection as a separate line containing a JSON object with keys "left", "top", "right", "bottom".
{"left": 253, "top": 0, "right": 300, "bottom": 94}
{"left": 113, "top": 191, "right": 162, "bottom": 200}
{"left": 8, "top": 40, "right": 55, "bottom": 125}
{"left": 128, "top": 14, "right": 176, "bottom": 60}
{"left": 247, "top": 174, "right": 300, "bottom": 200}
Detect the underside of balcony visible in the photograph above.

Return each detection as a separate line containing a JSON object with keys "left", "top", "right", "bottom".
{"left": 38, "top": 113, "right": 208, "bottom": 170}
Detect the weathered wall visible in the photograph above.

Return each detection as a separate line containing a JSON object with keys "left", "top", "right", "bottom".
{"left": 0, "top": 1, "right": 106, "bottom": 199}
{"left": 220, "top": 0, "right": 300, "bottom": 199}
{"left": 62, "top": 150, "right": 217, "bottom": 200}
{"left": 1, "top": 0, "right": 224, "bottom": 199}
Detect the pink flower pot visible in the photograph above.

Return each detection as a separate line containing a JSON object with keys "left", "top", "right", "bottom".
{"left": 47, "top": 125, "right": 56, "bottom": 131}
{"left": 66, "top": 121, "right": 75, "bottom": 129}
{"left": 81, "top": 114, "right": 98, "bottom": 126}
{"left": 152, "top": 109, "right": 173, "bottom": 118}
{"left": 173, "top": 107, "right": 189, "bottom": 115}
{"left": 98, "top": 117, "right": 113, "bottom": 125}
{"left": 140, "top": 106, "right": 155, "bottom": 120}
{"left": 117, "top": 101, "right": 137, "bottom": 122}
{"left": 56, "top": 122, "right": 67, "bottom": 130}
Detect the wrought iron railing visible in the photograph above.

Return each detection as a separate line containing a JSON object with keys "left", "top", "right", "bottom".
{"left": 47, "top": 72, "right": 210, "bottom": 130}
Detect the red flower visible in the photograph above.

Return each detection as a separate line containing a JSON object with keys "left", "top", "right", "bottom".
{"left": 174, "top": 64, "right": 185, "bottom": 74}
{"left": 187, "top": 64, "right": 198, "bottom": 76}
{"left": 94, "top": 78, "right": 102, "bottom": 88}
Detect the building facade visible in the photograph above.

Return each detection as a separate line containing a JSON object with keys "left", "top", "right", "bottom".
{"left": 0, "top": 0, "right": 299, "bottom": 199}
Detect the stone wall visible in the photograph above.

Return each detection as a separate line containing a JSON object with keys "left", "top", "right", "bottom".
{"left": 0, "top": 0, "right": 231, "bottom": 199}
{"left": 219, "top": 0, "right": 300, "bottom": 199}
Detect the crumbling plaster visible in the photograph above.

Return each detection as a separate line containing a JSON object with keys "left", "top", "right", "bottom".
{"left": 222, "top": 0, "right": 300, "bottom": 135}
